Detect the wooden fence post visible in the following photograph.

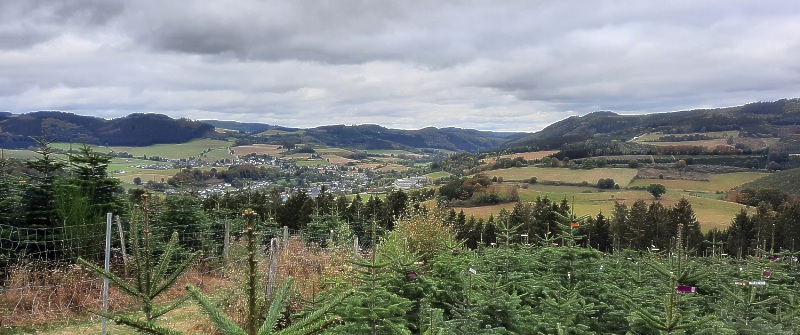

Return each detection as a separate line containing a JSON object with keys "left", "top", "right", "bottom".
{"left": 223, "top": 220, "right": 230, "bottom": 264}
{"left": 115, "top": 215, "right": 128, "bottom": 277}
{"left": 265, "top": 237, "right": 280, "bottom": 301}
{"left": 282, "top": 226, "right": 289, "bottom": 250}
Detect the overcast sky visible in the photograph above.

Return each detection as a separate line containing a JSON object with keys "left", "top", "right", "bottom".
{"left": 1, "top": 1, "right": 799, "bottom": 132}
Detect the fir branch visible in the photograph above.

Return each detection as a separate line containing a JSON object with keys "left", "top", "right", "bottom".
{"left": 274, "top": 290, "right": 352, "bottom": 335}
{"left": 186, "top": 283, "right": 247, "bottom": 335}
{"left": 150, "top": 250, "right": 201, "bottom": 299}
{"left": 77, "top": 257, "right": 142, "bottom": 299}
{"left": 151, "top": 295, "right": 191, "bottom": 320}
{"left": 150, "top": 231, "right": 181, "bottom": 293}
{"left": 259, "top": 280, "right": 292, "bottom": 335}
{"left": 112, "top": 314, "right": 188, "bottom": 335}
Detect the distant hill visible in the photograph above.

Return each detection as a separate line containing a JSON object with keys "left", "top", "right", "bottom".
{"left": 0, "top": 112, "right": 217, "bottom": 148}
{"left": 201, "top": 120, "right": 297, "bottom": 134}
{"left": 0, "top": 112, "right": 525, "bottom": 152}
{"left": 739, "top": 167, "right": 800, "bottom": 197}
{"left": 504, "top": 98, "right": 800, "bottom": 151}
{"left": 254, "top": 124, "right": 525, "bottom": 152}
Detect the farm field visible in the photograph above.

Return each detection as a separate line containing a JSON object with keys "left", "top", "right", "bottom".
{"left": 424, "top": 171, "right": 452, "bottom": 180}
{"left": 497, "top": 150, "right": 559, "bottom": 161}
{"left": 322, "top": 154, "right": 355, "bottom": 165}
{"left": 640, "top": 138, "right": 730, "bottom": 148}
{"left": 489, "top": 167, "right": 639, "bottom": 187}
{"left": 603, "top": 155, "right": 656, "bottom": 162}
{"left": 628, "top": 172, "right": 770, "bottom": 193}
{"left": 364, "top": 149, "right": 417, "bottom": 156}
{"left": 52, "top": 139, "right": 234, "bottom": 160}
{"left": 231, "top": 144, "right": 284, "bottom": 156}
{"left": 283, "top": 153, "right": 315, "bottom": 160}
{"left": 313, "top": 147, "right": 353, "bottom": 155}
{"left": 633, "top": 131, "right": 737, "bottom": 142}
{"left": 376, "top": 163, "right": 409, "bottom": 172}
{"left": 295, "top": 159, "right": 330, "bottom": 167}
{"left": 1, "top": 148, "right": 64, "bottom": 160}
{"left": 106, "top": 157, "right": 181, "bottom": 184}
{"left": 455, "top": 184, "right": 747, "bottom": 231}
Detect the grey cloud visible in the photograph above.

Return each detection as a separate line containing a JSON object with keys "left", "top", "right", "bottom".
{"left": 0, "top": 1, "right": 123, "bottom": 49}
{"left": 2, "top": 0, "right": 800, "bottom": 132}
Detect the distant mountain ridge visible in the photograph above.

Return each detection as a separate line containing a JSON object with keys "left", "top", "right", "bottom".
{"left": 200, "top": 120, "right": 297, "bottom": 133}
{"left": 226, "top": 122, "right": 525, "bottom": 152}
{"left": 0, "top": 112, "right": 217, "bottom": 148}
{"left": 296, "top": 124, "right": 524, "bottom": 152}
{"left": 0, "top": 112, "right": 524, "bottom": 152}
{"left": 4, "top": 98, "right": 799, "bottom": 152}
{"left": 504, "top": 98, "right": 800, "bottom": 150}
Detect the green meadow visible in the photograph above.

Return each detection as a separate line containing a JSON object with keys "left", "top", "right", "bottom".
{"left": 51, "top": 139, "right": 234, "bottom": 160}
{"left": 455, "top": 184, "right": 748, "bottom": 231}
{"left": 489, "top": 166, "right": 640, "bottom": 187}
{"left": 628, "top": 172, "right": 769, "bottom": 193}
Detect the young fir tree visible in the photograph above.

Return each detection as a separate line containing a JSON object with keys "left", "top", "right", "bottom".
{"left": 66, "top": 143, "right": 123, "bottom": 216}
{"left": 328, "top": 220, "right": 413, "bottom": 335}
{"left": 0, "top": 151, "right": 23, "bottom": 227}
{"left": 21, "top": 134, "right": 66, "bottom": 258}
{"left": 177, "top": 209, "right": 350, "bottom": 335}
{"left": 54, "top": 181, "right": 101, "bottom": 260}
{"left": 159, "top": 194, "right": 213, "bottom": 253}
{"left": 726, "top": 208, "right": 755, "bottom": 258}
{"left": 715, "top": 283, "right": 787, "bottom": 334}
{"left": 78, "top": 194, "right": 201, "bottom": 327}
{"left": 625, "top": 225, "right": 715, "bottom": 334}
{"left": 526, "top": 207, "right": 601, "bottom": 334}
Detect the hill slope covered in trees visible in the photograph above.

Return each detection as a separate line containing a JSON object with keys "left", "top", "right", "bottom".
{"left": 504, "top": 98, "right": 800, "bottom": 151}
{"left": 0, "top": 112, "right": 217, "bottom": 148}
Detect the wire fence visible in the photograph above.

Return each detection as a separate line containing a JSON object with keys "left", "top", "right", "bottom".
{"left": 0, "top": 216, "right": 361, "bottom": 328}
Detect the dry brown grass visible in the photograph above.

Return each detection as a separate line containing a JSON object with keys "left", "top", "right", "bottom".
{"left": 0, "top": 262, "right": 228, "bottom": 330}
{"left": 0, "top": 263, "right": 128, "bottom": 327}
{"left": 193, "top": 237, "right": 354, "bottom": 328}
{"left": 4, "top": 235, "right": 356, "bottom": 333}
{"left": 278, "top": 238, "right": 353, "bottom": 301}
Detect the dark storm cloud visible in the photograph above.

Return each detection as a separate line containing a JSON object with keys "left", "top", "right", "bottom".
{"left": 1, "top": 0, "right": 800, "bottom": 131}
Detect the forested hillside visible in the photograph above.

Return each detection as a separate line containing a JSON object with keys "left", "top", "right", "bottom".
{"left": 0, "top": 112, "right": 216, "bottom": 148}
{"left": 239, "top": 124, "right": 523, "bottom": 152}
{"left": 505, "top": 98, "right": 800, "bottom": 151}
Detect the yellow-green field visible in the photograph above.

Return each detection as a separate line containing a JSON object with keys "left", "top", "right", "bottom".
{"left": 231, "top": 144, "right": 284, "bottom": 156}
{"left": 322, "top": 154, "right": 355, "bottom": 165}
{"left": 422, "top": 148, "right": 457, "bottom": 154}
{"left": 376, "top": 163, "right": 409, "bottom": 172}
{"left": 364, "top": 149, "right": 418, "bottom": 156}
{"left": 633, "top": 131, "right": 737, "bottom": 142}
{"left": 256, "top": 129, "right": 301, "bottom": 136}
{"left": 628, "top": 172, "right": 770, "bottom": 193}
{"left": 295, "top": 159, "right": 330, "bottom": 167}
{"left": 489, "top": 167, "right": 639, "bottom": 187}
{"left": 51, "top": 139, "right": 234, "bottom": 160}
{"left": 455, "top": 184, "right": 747, "bottom": 231}
{"left": 1, "top": 148, "right": 64, "bottom": 160}
{"left": 314, "top": 147, "right": 353, "bottom": 155}
{"left": 498, "top": 150, "right": 559, "bottom": 161}
{"left": 425, "top": 171, "right": 453, "bottom": 179}
{"left": 640, "top": 138, "right": 730, "bottom": 148}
